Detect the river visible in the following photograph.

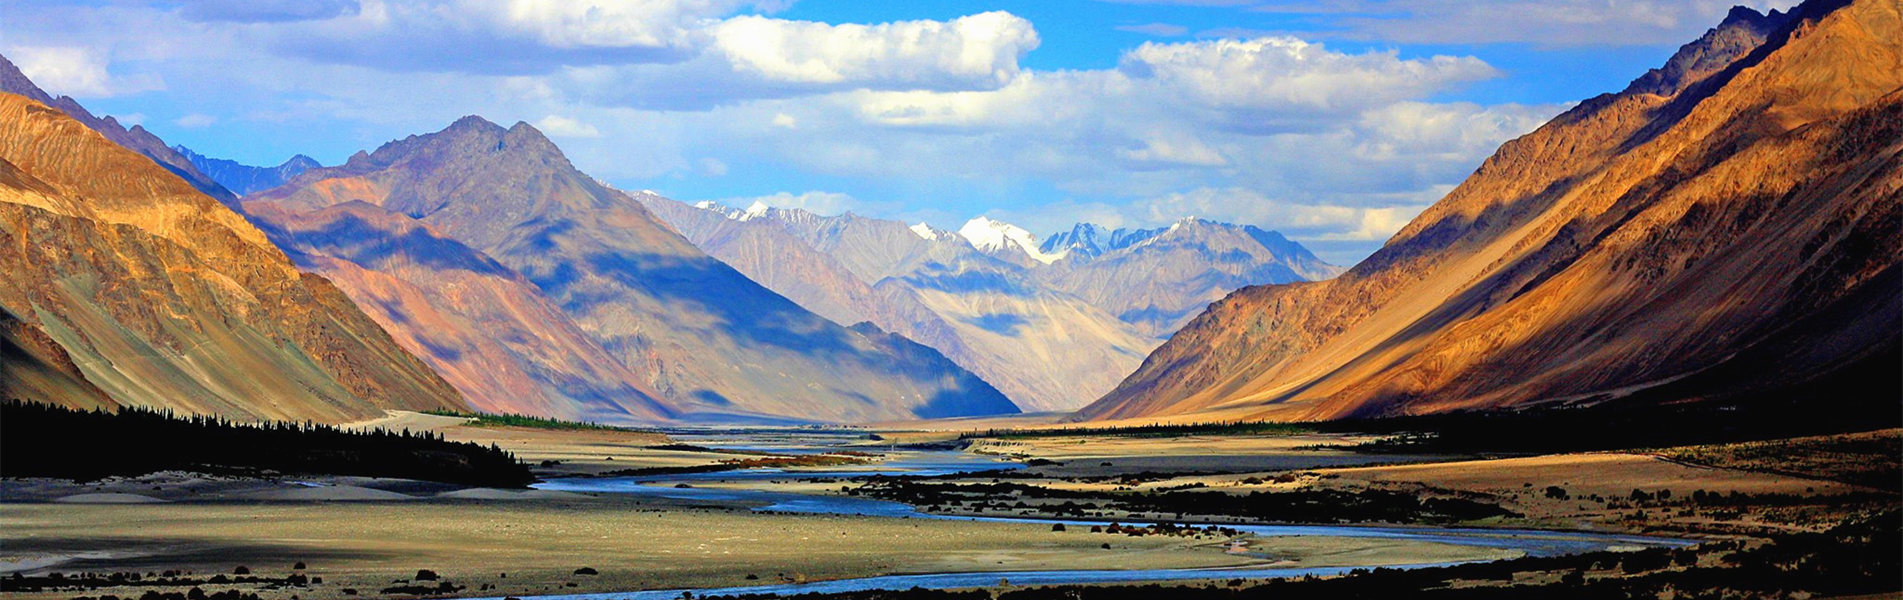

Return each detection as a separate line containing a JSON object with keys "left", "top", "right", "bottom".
{"left": 515, "top": 430, "right": 1690, "bottom": 599}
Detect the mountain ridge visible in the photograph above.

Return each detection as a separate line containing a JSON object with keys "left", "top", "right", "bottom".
{"left": 1079, "top": 0, "right": 1901, "bottom": 423}
{"left": 0, "top": 89, "right": 467, "bottom": 422}
{"left": 251, "top": 115, "right": 1018, "bottom": 423}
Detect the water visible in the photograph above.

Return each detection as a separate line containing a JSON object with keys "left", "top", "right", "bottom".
{"left": 518, "top": 431, "right": 1691, "bottom": 599}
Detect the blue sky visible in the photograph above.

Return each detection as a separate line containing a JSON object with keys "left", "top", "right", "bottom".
{"left": 1, "top": 0, "right": 1796, "bottom": 264}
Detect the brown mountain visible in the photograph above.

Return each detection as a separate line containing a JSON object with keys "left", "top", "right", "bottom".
{"left": 0, "top": 92, "right": 465, "bottom": 422}
{"left": 1081, "top": 0, "right": 1901, "bottom": 423}
{"left": 249, "top": 117, "right": 1016, "bottom": 423}
{"left": 0, "top": 55, "right": 236, "bottom": 205}
{"left": 242, "top": 200, "right": 675, "bottom": 423}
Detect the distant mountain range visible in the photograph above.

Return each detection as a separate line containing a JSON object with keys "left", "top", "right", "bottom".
{"left": 1081, "top": 0, "right": 1901, "bottom": 423}
{"left": 642, "top": 198, "right": 1341, "bottom": 411}
{"left": 0, "top": 74, "right": 464, "bottom": 422}
{"left": 174, "top": 146, "right": 320, "bottom": 196}
{"left": 243, "top": 117, "right": 1016, "bottom": 424}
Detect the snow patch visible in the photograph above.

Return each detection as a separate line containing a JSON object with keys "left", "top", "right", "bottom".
{"left": 959, "top": 217, "right": 1067, "bottom": 264}
{"left": 739, "top": 200, "right": 772, "bottom": 221}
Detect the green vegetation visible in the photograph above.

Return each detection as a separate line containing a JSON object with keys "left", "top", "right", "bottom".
{"left": 422, "top": 409, "right": 633, "bottom": 432}
{"left": 2, "top": 401, "right": 534, "bottom": 487}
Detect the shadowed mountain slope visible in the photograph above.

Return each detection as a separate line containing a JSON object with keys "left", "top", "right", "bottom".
{"left": 1082, "top": 0, "right": 1901, "bottom": 423}
{"left": 176, "top": 147, "right": 320, "bottom": 197}
{"left": 249, "top": 117, "right": 1016, "bottom": 423}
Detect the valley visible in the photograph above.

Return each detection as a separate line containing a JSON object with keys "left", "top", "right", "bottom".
{"left": 1, "top": 0, "right": 1898, "bottom": 598}
{"left": 3, "top": 417, "right": 1893, "bottom": 599}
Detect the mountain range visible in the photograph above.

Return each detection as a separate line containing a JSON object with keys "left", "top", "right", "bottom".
{"left": 242, "top": 117, "right": 1016, "bottom": 424}
{"left": 175, "top": 146, "right": 321, "bottom": 197}
{"left": 1081, "top": 0, "right": 1902, "bottom": 423}
{"left": 641, "top": 198, "right": 1340, "bottom": 411}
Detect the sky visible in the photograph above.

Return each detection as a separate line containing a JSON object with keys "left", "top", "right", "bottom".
{"left": 0, "top": 0, "right": 1798, "bottom": 265}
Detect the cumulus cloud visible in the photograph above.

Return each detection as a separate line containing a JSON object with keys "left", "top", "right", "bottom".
{"left": 712, "top": 12, "right": 1039, "bottom": 89}
{"left": 0, "top": 0, "right": 1586, "bottom": 264}
{"left": 5, "top": 46, "right": 162, "bottom": 98}
{"left": 534, "top": 114, "right": 602, "bottom": 138}
{"left": 1118, "top": 38, "right": 1496, "bottom": 116}
{"left": 259, "top": 0, "right": 794, "bottom": 74}
{"left": 1247, "top": 0, "right": 1803, "bottom": 46}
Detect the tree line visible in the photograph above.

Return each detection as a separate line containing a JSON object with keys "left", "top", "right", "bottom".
{"left": 0, "top": 400, "right": 534, "bottom": 487}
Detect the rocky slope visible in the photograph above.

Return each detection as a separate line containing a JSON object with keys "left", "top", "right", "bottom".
{"left": 1081, "top": 0, "right": 1901, "bottom": 422}
{"left": 0, "top": 92, "right": 466, "bottom": 422}
{"left": 644, "top": 198, "right": 1154, "bottom": 412}
{"left": 249, "top": 117, "right": 1016, "bottom": 423}
{"left": 176, "top": 147, "right": 320, "bottom": 196}
{"left": 0, "top": 55, "right": 236, "bottom": 205}
{"left": 242, "top": 200, "right": 675, "bottom": 423}
{"left": 1039, "top": 218, "right": 1343, "bottom": 337}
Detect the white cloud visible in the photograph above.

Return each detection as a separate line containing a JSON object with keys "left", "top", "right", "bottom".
{"left": 711, "top": 12, "right": 1039, "bottom": 89}
{"left": 0, "top": 0, "right": 1588, "bottom": 264}
{"left": 174, "top": 113, "right": 219, "bottom": 128}
{"left": 534, "top": 114, "right": 602, "bottom": 137}
{"left": 1118, "top": 37, "right": 1496, "bottom": 115}
{"left": 1247, "top": 0, "right": 1804, "bottom": 46}
{"left": 6, "top": 46, "right": 162, "bottom": 98}
{"left": 713, "top": 190, "right": 863, "bottom": 215}
{"left": 1118, "top": 134, "right": 1228, "bottom": 168}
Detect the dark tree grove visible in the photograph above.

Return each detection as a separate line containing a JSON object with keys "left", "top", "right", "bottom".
{"left": 0, "top": 400, "right": 534, "bottom": 487}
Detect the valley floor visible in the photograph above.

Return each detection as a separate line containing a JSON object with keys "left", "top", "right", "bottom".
{"left": 1, "top": 417, "right": 1895, "bottom": 600}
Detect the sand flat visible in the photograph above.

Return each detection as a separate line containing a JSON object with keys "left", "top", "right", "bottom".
{"left": 0, "top": 496, "right": 1516, "bottom": 600}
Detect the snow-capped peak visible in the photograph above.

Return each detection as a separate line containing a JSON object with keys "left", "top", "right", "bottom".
{"left": 739, "top": 200, "right": 772, "bottom": 221}
{"left": 958, "top": 217, "right": 1067, "bottom": 265}
{"left": 910, "top": 222, "right": 954, "bottom": 241}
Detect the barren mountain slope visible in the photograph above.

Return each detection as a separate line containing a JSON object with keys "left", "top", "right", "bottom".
{"left": 0, "top": 55, "right": 235, "bottom": 204}
{"left": 243, "top": 200, "right": 675, "bottom": 423}
{"left": 1082, "top": 0, "right": 1901, "bottom": 422}
{"left": 251, "top": 117, "right": 1015, "bottom": 422}
{"left": 0, "top": 93, "right": 465, "bottom": 422}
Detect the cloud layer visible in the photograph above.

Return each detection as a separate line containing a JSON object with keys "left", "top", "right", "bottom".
{"left": 1, "top": 0, "right": 1600, "bottom": 264}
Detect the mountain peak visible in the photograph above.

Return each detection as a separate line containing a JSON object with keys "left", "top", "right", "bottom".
{"left": 1621, "top": 3, "right": 1794, "bottom": 97}
{"left": 283, "top": 154, "right": 321, "bottom": 170}
{"left": 910, "top": 222, "right": 956, "bottom": 241}
{"left": 959, "top": 216, "right": 1066, "bottom": 264}
{"left": 447, "top": 114, "right": 505, "bottom": 133}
